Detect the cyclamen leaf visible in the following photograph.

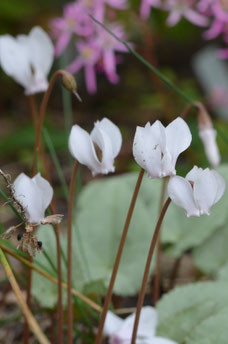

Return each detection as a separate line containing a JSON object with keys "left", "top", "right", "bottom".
{"left": 185, "top": 308, "right": 228, "bottom": 344}
{"left": 157, "top": 281, "right": 228, "bottom": 343}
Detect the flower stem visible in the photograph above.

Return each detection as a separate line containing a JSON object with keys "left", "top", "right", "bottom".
{"left": 95, "top": 168, "right": 145, "bottom": 344}
{"left": 32, "top": 69, "right": 70, "bottom": 175}
{"left": 153, "top": 178, "right": 168, "bottom": 305}
{"left": 28, "top": 95, "right": 38, "bottom": 126}
{"left": 131, "top": 197, "right": 171, "bottom": 344}
{"left": 50, "top": 204, "right": 64, "bottom": 344}
{"left": 0, "top": 248, "right": 50, "bottom": 344}
{"left": 67, "top": 161, "right": 79, "bottom": 344}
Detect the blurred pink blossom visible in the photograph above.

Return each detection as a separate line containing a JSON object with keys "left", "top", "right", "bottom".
{"left": 50, "top": 2, "right": 94, "bottom": 57}
{"left": 67, "top": 39, "right": 100, "bottom": 93}
{"left": 95, "top": 23, "right": 129, "bottom": 83}
{"left": 140, "top": 0, "right": 162, "bottom": 19}
{"left": 163, "top": 0, "right": 209, "bottom": 27}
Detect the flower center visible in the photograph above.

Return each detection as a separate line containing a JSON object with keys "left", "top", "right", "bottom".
{"left": 110, "top": 335, "right": 122, "bottom": 344}
{"left": 81, "top": 47, "right": 94, "bottom": 60}
{"left": 67, "top": 17, "right": 76, "bottom": 29}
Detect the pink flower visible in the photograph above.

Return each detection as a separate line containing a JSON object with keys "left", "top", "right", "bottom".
{"left": 212, "top": 0, "right": 228, "bottom": 22}
{"left": 140, "top": 0, "right": 162, "bottom": 19}
{"left": 197, "top": 0, "right": 214, "bottom": 13}
{"left": 50, "top": 1, "right": 94, "bottom": 57}
{"left": 67, "top": 39, "right": 100, "bottom": 93}
{"left": 203, "top": 1, "right": 228, "bottom": 39}
{"left": 164, "top": 0, "right": 209, "bottom": 27}
{"left": 95, "top": 23, "right": 129, "bottom": 83}
{"left": 94, "top": 0, "right": 128, "bottom": 22}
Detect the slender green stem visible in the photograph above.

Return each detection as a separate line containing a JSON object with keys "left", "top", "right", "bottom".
{"left": 90, "top": 16, "right": 195, "bottom": 106}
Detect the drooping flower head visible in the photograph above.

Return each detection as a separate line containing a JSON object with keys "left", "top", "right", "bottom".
{"left": 0, "top": 26, "right": 54, "bottom": 95}
{"left": 168, "top": 166, "right": 226, "bottom": 217}
{"left": 104, "top": 306, "right": 178, "bottom": 344}
{"left": 13, "top": 173, "right": 54, "bottom": 224}
{"left": 195, "top": 102, "right": 221, "bottom": 167}
{"left": 133, "top": 117, "right": 192, "bottom": 179}
{"left": 69, "top": 117, "right": 122, "bottom": 175}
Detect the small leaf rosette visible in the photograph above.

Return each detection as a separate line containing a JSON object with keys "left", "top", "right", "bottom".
{"left": 133, "top": 117, "right": 192, "bottom": 179}
{"left": 168, "top": 166, "right": 226, "bottom": 217}
{"left": 68, "top": 117, "right": 122, "bottom": 176}
{"left": 0, "top": 26, "right": 54, "bottom": 95}
{"left": 104, "top": 306, "right": 177, "bottom": 344}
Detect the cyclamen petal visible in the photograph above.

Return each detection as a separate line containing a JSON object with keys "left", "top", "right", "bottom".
{"left": 199, "top": 128, "right": 221, "bottom": 167}
{"left": 0, "top": 26, "right": 54, "bottom": 95}
{"left": 168, "top": 176, "right": 200, "bottom": 217}
{"left": 133, "top": 117, "right": 191, "bottom": 179}
{"left": 13, "top": 173, "right": 53, "bottom": 224}
{"left": 69, "top": 118, "right": 122, "bottom": 176}
{"left": 168, "top": 166, "right": 226, "bottom": 217}
{"left": 104, "top": 307, "right": 177, "bottom": 344}
{"left": 68, "top": 125, "right": 101, "bottom": 175}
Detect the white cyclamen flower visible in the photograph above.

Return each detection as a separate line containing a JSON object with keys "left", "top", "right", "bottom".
{"left": 13, "top": 173, "right": 53, "bottom": 224}
{"left": 133, "top": 117, "right": 192, "bottom": 179}
{"left": 199, "top": 128, "right": 221, "bottom": 168}
{"left": 104, "top": 306, "right": 178, "bottom": 344}
{"left": 69, "top": 117, "right": 122, "bottom": 176}
{"left": 0, "top": 26, "right": 54, "bottom": 95}
{"left": 168, "top": 166, "right": 226, "bottom": 217}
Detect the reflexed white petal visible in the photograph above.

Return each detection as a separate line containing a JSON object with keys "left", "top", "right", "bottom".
{"left": 133, "top": 123, "right": 163, "bottom": 178}
{"left": 199, "top": 128, "right": 221, "bottom": 167}
{"left": 104, "top": 311, "right": 124, "bottom": 336}
{"left": 118, "top": 306, "right": 157, "bottom": 339}
{"left": 93, "top": 117, "right": 122, "bottom": 157}
{"left": 69, "top": 125, "right": 102, "bottom": 175}
{"left": 28, "top": 26, "right": 54, "bottom": 77}
{"left": 211, "top": 170, "right": 226, "bottom": 203}
{"left": 13, "top": 173, "right": 44, "bottom": 224}
{"left": 150, "top": 120, "right": 166, "bottom": 153}
{"left": 193, "top": 169, "right": 222, "bottom": 215}
{"left": 136, "top": 306, "right": 158, "bottom": 338}
{"left": 91, "top": 121, "right": 116, "bottom": 174}
{"left": 151, "top": 337, "right": 178, "bottom": 344}
{"left": 168, "top": 176, "right": 200, "bottom": 217}
{"left": 32, "top": 173, "right": 53, "bottom": 211}
{"left": 0, "top": 27, "right": 53, "bottom": 95}
{"left": 0, "top": 35, "right": 31, "bottom": 90}
{"left": 186, "top": 165, "right": 204, "bottom": 182}
{"left": 165, "top": 117, "right": 192, "bottom": 167}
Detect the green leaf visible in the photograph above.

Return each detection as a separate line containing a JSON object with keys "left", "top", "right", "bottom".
{"left": 157, "top": 281, "right": 228, "bottom": 343}
{"left": 31, "top": 225, "right": 67, "bottom": 309}
{"left": 73, "top": 173, "right": 157, "bottom": 296}
{"left": 185, "top": 308, "right": 228, "bottom": 344}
